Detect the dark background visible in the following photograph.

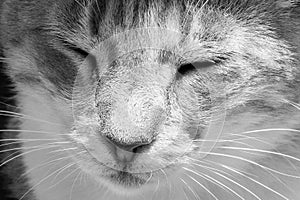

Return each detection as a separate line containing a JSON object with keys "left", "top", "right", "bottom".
{"left": 0, "top": 48, "right": 16, "bottom": 200}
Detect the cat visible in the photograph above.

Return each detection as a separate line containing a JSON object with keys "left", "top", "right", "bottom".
{"left": 1, "top": 0, "right": 300, "bottom": 199}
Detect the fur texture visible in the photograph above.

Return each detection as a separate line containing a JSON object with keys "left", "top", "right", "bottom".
{"left": 1, "top": 0, "right": 300, "bottom": 200}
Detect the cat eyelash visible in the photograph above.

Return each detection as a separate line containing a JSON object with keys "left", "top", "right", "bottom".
{"left": 177, "top": 59, "right": 222, "bottom": 75}
{"left": 67, "top": 46, "right": 89, "bottom": 58}
{"left": 61, "top": 41, "right": 89, "bottom": 58}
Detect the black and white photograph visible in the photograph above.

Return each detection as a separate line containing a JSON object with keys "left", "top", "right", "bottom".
{"left": 0, "top": 0, "right": 300, "bottom": 199}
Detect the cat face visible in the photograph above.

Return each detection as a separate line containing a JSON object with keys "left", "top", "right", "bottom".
{"left": 1, "top": 0, "right": 300, "bottom": 198}
{"left": 70, "top": 27, "right": 220, "bottom": 193}
{"left": 55, "top": 1, "right": 300, "bottom": 194}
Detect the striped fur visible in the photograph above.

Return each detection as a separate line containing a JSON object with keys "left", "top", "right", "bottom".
{"left": 1, "top": 0, "right": 300, "bottom": 200}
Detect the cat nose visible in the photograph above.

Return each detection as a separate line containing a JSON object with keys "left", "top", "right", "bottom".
{"left": 111, "top": 140, "right": 150, "bottom": 152}
{"left": 106, "top": 136, "right": 154, "bottom": 162}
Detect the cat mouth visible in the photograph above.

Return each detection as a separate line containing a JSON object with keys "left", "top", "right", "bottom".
{"left": 106, "top": 170, "right": 153, "bottom": 188}
{"left": 109, "top": 171, "right": 146, "bottom": 186}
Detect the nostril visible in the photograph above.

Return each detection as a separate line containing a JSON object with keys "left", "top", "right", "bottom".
{"left": 115, "top": 142, "right": 145, "bottom": 153}
{"left": 105, "top": 135, "right": 154, "bottom": 163}
{"left": 131, "top": 143, "right": 150, "bottom": 153}
{"left": 105, "top": 135, "right": 154, "bottom": 153}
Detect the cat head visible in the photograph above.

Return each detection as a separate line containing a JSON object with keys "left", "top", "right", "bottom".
{"left": 1, "top": 0, "right": 300, "bottom": 196}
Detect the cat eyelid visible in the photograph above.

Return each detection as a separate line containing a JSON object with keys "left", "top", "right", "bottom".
{"left": 177, "top": 60, "right": 220, "bottom": 75}
{"left": 61, "top": 40, "right": 89, "bottom": 58}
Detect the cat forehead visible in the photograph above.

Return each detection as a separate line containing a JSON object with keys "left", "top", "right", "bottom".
{"left": 49, "top": 1, "right": 238, "bottom": 62}
{"left": 47, "top": 1, "right": 260, "bottom": 44}
{"left": 49, "top": 0, "right": 297, "bottom": 56}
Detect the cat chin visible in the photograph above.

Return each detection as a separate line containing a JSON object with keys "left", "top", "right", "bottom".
{"left": 75, "top": 158, "right": 157, "bottom": 196}
{"left": 102, "top": 180, "right": 149, "bottom": 196}
{"left": 98, "top": 172, "right": 155, "bottom": 196}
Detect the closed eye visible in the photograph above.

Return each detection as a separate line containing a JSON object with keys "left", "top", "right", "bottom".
{"left": 67, "top": 46, "right": 89, "bottom": 58}
{"left": 177, "top": 60, "right": 217, "bottom": 75}
{"left": 62, "top": 40, "right": 89, "bottom": 58}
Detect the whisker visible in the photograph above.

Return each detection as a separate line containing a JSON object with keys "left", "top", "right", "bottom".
{"left": 0, "top": 139, "right": 64, "bottom": 148}
{"left": 79, "top": 170, "right": 85, "bottom": 186}
{"left": 0, "top": 138, "right": 63, "bottom": 142}
{"left": 0, "top": 145, "right": 61, "bottom": 167}
{"left": 180, "top": 177, "right": 200, "bottom": 200}
{"left": 204, "top": 159, "right": 296, "bottom": 198}
{"left": 225, "top": 133, "right": 299, "bottom": 173}
{"left": 69, "top": 170, "right": 82, "bottom": 200}
{"left": 0, "top": 150, "right": 19, "bottom": 163}
{"left": 0, "top": 110, "right": 65, "bottom": 127}
{"left": 192, "top": 138, "right": 253, "bottom": 148}
{"left": 241, "top": 128, "right": 300, "bottom": 135}
{"left": 49, "top": 167, "right": 80, "bottom": 190}
{"left": 192, "top": 138, "right": 244, "bottom": 143}
{"left": 208, "top": 168, "right": 262, "bottom": 200}
{"left": 183, "top": 166, "right": 246, "bottom": 200}
{"left": 220, "top": 164, "right": 290, "bottom": 200}
{"left": 0, "top": 141, "right": 25, "bottom": 148}
{"left": 219, "top": 147, "right": 300, "bottom": 167}
{"left": 151, "top": 176, "right": 160, "bottom": 200}
{"left": 189, "top": 158, "right": 262, "bottom": 199}
{"left": 48, "top": 147, "right": 79, "bottom": 154}
{"left": 0, "top": 142, "right": 68, "bottom": 167}
{"left": 281, "top": 99, "right": 300, "bottom": 110}
{"left": 228, "top": 134, "right": 274, "bottom": 146}
{"left": 19, "top": 156, "right": 72, "bottom": 181}
{"left": 0, "top": 143, "right": 62, "bottom": 154}
{"left": 44, "top": 141, "right": 71, "bottom": 145}
{"left": 19, "top": 151, "right": 85, "bottom": 180}
{"left": 183, "top": 187, "right": 190, "bottom": 200}
{"left": 187, "top": 158, "right": 237, "bottom": 178}
{"left": 145, "top": 171, "right": 153, "bottom": 185}
{"left": 185, "top": 173, "right": 219, "bottom": 200}
{"left": 200, "top": 151, "right": 300, "bottom": 179}
{"left": 0, "top": 101, "right": 19, "bottom": 110}
{"left": 160, "top": 168, "right": 172, "bottom": 200}
{"left": 202, "top": 160, "right": 257, "bottom": 178}
{"left": 18, "top": 163, "right": 76, "bottom": 200}
{"left": 0, "top": 129, "right": 70, "bottom": 136}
